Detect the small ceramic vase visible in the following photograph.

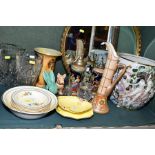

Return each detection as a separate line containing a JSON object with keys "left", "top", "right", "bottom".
{"left": 89, "top": 49, "right": 108, "bottom": 69}
{"left": 92, "top": 42, "right": 126, "bottom": 114}
{"left": 34, "top": 48, "right": 62, "bottom": 88}
{"left": 110, "top": 53, "right": 155, "bottom": 110}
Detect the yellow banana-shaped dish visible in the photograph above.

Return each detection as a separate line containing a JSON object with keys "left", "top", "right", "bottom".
{"left": 56, "top": 106, "right": 93, "bottom": 120}
{"left": 58, "top": 96, "right": 92, "bottom": 114}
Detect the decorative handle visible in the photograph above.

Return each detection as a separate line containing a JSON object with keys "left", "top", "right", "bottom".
{"left": 98, "top": 63, "right": 126, "bottom": 97}
{"left": 111, "top": 63, "right": 126, "bottom": 88}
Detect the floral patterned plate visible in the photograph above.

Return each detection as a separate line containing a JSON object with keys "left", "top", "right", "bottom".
{"left": 2, "top": 86, "right": 58, "bottom": 119}
{"left": 12, "top": 87, "right": 51, "bottom": 111}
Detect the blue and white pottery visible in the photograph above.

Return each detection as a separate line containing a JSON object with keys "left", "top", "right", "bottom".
{"left": 89, "top": 49, "right": 108, "bottom": 68}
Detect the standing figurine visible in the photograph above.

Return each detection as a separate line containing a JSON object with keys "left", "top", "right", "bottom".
{"left": 43, "top": 71, "right": 58, "bottom": 94}
{"left": 77, "top": 62, "right": 95, "bottom": 101}
{"left": 71, "top": 75, "right": 81, "bottom": 96}
{"left": 56, "top": 73, "right": 66, "bottom": 95}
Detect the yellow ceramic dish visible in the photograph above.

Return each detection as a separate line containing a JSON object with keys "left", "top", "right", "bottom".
{"left": 56, "top": 106, "right": 93, "bottom": 120}
{"left": 58, "top": 96, "right": 92, "bottom": 114}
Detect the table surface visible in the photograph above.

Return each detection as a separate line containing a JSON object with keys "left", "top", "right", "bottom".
{"left": 0, "top": 85, "right": 155, "bottom": 129}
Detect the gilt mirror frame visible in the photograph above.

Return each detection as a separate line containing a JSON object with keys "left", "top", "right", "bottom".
{"left": 60, "top": 26, "right": 141, "bottom": 73}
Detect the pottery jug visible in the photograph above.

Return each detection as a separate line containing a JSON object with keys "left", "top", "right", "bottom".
{"left": 110, "top": 53, "right": 155, "bottom": 110}
{"left": 34, "top": 48, "right": 62, "bottom": 88}
{"left": 92, "top": 42, "right": 126, "bottom": 114}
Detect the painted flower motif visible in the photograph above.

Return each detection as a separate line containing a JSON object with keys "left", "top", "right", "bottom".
{"left": 110, "top": 64, "right": 155, "bottom": 110}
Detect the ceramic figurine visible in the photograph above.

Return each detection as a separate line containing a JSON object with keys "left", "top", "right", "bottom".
{"left": 82, "top": 62, "right": 93, "bottom": 84}
{"left": 110, "top": 53, "right": 155, "bottom": 110}
{"left": 92, "top": 42, "right": 126, "bottom": 114}
{"left": 34, "top": 48, "right": 62, "bottom": 88}
{"left": 43, "top": 71, "right": 58, "bottom": 94}
{"left": 69, "top": 70, "right": 81, "bottom": 96}
{"left": 77, "top": 62, "right": 94, "bottom": 100}
{"left": 56, "top": 73, "right": 66, "bottom": 95}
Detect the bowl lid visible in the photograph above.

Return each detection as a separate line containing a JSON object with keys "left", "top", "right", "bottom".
{"left": 119, "top": 53, "right": 155, "bottom": 67}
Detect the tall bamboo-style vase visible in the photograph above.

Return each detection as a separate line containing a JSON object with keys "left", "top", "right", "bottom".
{"left": 92, "top": 42, "right": 126, "bottom": 114}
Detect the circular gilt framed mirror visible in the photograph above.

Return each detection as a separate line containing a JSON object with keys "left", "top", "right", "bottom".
{"left": 60, "top": 26, "right": 141, "bottom": 72}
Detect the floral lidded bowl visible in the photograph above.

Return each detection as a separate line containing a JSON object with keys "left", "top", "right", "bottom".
{"left": 110, "top": 53, "right": 155, "bottom": 110}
